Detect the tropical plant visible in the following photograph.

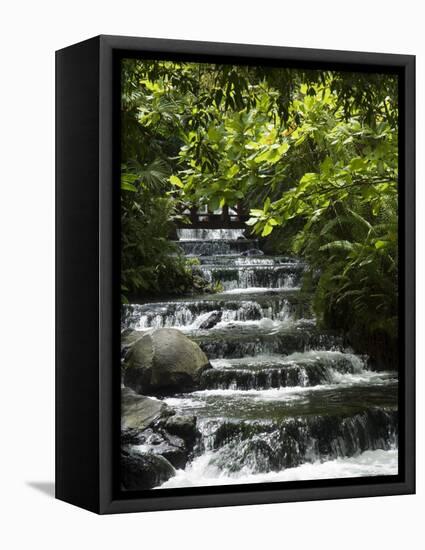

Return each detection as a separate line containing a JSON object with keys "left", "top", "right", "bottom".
{"left": 245, "top": 80, "right": 398, "bottom": 365}
{"left": 120, "top": 59, "right": 399, "bottom": 365}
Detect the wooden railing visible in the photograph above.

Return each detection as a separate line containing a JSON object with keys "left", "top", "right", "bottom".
{"left": 176, "top": 204, "right": 248, "bottom": 229}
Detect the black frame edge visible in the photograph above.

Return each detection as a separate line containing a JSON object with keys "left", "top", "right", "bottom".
{"left": 402, "top": 54, "right": 416, "bottom": 495}
{"left": 55, "top": 36, "right": 102, "bottom": 513}
{"left": 100, "top": 34, "right": 414, "bottom": 66}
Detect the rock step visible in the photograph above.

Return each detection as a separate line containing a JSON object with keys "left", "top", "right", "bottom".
{"left": 165, "top": 382, "right": 398, "bottom": 423}
{"left": 197, "top": 254, "right": 301, "bottom": 266}
{"left": 201, "top": 353, "right": 368, "bottom": 390}
{"left": 191, "top": 322, "right": 344, "bottom": 359}
{"left": 121, "top": 290, "right": 313, "bottom": 331}
{"left": 193, "top": 407, "right": 398, "bottom": 474}
{"left": 199, "top": 263, "right": 303, "bottom": 290}
{"left": 176, "top": 238, "right": 260, "bottom": 256}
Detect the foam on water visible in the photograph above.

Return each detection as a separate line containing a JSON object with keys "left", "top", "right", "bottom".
{"left": 210, "top": 350, "right": 365, "bottom": 369}
{"left": 164, "top": 396, "right": 205, "bottom": 409}
{"left": 222, "top": 286, "right": 301, "bottom": 294}
{"left": 158, "top": 448, "right": 398, "bottom": 488}
{"left": 205, "top": 318, "right": 288, "bottom": 331}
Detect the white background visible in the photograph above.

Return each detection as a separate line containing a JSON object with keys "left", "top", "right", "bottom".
{"left": 0, "top": 1, "right": 422, "bottom": 548}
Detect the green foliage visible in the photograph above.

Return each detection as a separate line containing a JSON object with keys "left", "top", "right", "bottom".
{"left": 120, "top": 58, "right": 399, "bottom": 363}
{"left": 120, "top": 60, "right": 194, "bottom": 300}
{"left": 245, "top": 82, "right": 398, "bottom": 356}
{"left": 121, "top": 184, "right": 190, "bottom": 300}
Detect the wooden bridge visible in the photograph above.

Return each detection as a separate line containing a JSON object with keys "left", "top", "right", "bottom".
{"left": 176, "top": 204, "right": 248, "bottom": 229}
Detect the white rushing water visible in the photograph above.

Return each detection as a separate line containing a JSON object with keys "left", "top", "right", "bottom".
{"left": 211, "top": 350, "right": 365, "bottom": 369}
{"left": 222, "top": 286, "right": 300, "bottom": 294}
{"left": 159, "top": 448, "right": 398, "bottom": 488}
{"left": 190, "top": 373, "right": 397, "bottom": 400}
{"left": 177, "top": 228, "right": 246, "bottom": 241}
{"left": 180, "top": 317, "right": 292, "bottom": 334}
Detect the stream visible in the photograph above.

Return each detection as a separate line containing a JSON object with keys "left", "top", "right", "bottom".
{"left": 122, "top": 228, "right": 398, "bottom": 488}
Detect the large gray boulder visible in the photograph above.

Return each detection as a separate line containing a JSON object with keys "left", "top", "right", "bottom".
{"left": 124, "top": 328, "right": 211, "bottom": 395}
{"left": 121, "top": 387, "right": 171, "bottom": 430}
{"left": 121, "top": 329, "right": 145, "bottom": 360}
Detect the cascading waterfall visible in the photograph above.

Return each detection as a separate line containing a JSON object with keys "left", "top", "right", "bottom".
{"left": 177, "top": 228, "right": 247, "bottom": 241}
{"left": 198, "top": 263, "right": 302, "bottom": 291}
{"left": 122, "top": 297, "right": 298, "bottom": 330}
{"left": 123, "top": 228, "right": 398, "bottom": 487}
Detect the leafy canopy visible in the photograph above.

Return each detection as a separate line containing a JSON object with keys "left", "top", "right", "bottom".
{"left": 120, "top": 58, "right": 398, "bottom": 363}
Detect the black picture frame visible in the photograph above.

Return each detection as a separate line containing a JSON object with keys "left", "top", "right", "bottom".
{"left": 56, "top": 35, "right": 415, "bottom": 514}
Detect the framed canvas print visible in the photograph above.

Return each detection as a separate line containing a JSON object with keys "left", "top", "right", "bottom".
{"left": 56, "top": 35, "right": 415, "bottom": 514}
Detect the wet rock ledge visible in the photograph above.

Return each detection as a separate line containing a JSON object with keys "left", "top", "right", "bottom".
{"left": 121, "top": 390, "right": 201, "bottom": 490}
